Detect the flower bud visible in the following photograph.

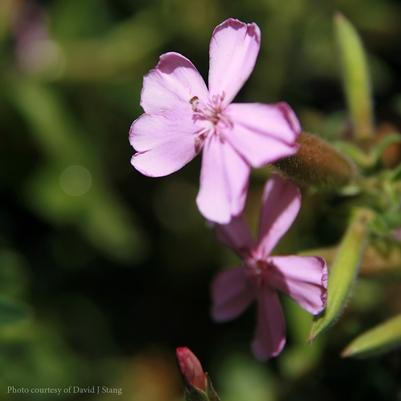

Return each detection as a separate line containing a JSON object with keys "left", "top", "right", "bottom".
{"left": 275, "top": 132, "right": 357, "bottom": 188}
{"left": 176, "top": 347, "right": 207, "bottom": 391}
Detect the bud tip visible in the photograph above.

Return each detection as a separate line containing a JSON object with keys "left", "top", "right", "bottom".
{"left": 176, "top": 346, "right": 207, "bottom": 391}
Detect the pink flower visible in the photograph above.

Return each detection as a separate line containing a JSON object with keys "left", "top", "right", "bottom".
{"left": 211, "top": 175, "right": 328, "bottom": 360}
{"left": 130, "top": 18, "right": 301, "bottom": 224}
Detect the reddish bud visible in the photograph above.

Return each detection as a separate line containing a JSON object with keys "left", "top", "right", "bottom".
{"left": 176, "top": 347, "right": 207, "bottom": 391}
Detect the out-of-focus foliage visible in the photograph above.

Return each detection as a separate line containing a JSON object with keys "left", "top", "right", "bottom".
{"left": 0, "top": 297, "right": 29, "bottom": 326}
{"left": 1, "top": 0, "right": 401, "bottom": 400}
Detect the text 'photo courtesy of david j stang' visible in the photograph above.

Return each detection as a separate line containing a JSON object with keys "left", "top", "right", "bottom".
{"left": 7, "top": 386, "right": 123, "bottom": 396}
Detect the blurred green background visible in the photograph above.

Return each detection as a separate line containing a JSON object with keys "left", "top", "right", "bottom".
{"left": 1, "top": 0, "right": 401, "bottom": 400}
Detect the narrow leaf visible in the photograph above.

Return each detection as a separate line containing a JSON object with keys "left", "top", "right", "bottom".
{"left": 335, "top": 13, "right": 374, "bottom": 141}
{"left": 309, "top": 208, "right": 373, "bottom": 340}
{"left": 342, "top": 314, "right": 401, "bottom": 358}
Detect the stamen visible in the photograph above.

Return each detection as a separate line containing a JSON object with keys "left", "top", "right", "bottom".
{"left": 189, "top": 92, "right": 232, "bottom": 150}
{"left": 194, "top": 130, "right": 208, "bottom": 153}
{"left": 244, "top": 258, "right": 275, "bottom": 288}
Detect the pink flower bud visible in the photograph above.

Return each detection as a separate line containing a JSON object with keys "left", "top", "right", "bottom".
{"left": 176, "top": 347, "right": 207, "bottom": 391}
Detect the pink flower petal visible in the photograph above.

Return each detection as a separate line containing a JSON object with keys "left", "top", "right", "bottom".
{"left": 141, "top": 52, "right": 209, "bottom": 115}
{"left": 211, "top": 267, "right": 254, "bottom": 322}
{"left": 225, "top": 103, "right": 300, "bottom": 168}
{"left": 251, "top": 289, "right": 286, "bottom": 360}
{"left": 228, "top": 102, "right": 301, "bottom": 142}
{"left": 196, "top": 136, "right": 250, "bottom": 224}
{"left": 130, "top": 142, "right": 195, "bottom": 178}
{"left": 215, "top": 216, "right": 254, "bottom": 258}
{"left": 130, "top": 111, "right": 197, "bottom": 177}
{"left": 208, "top": 18, "right": 261, "bottom": 106}
{"left": 227, "top": 131, "right": 298, "bottom": 169}
{"left": 257, "top": 175, "right": 301, "bottom": 257}
{"left": 268, "top": 256, "right": 328, "bottom": 315}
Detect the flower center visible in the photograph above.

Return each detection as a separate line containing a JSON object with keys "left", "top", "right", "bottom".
{"left": 189, "top": 93, "right": 232, "bottom": 152}
{"left": 244, "top": 258, "right": 273, "bottom": 288}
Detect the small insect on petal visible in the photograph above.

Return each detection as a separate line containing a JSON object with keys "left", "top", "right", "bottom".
{"left": 190, "top": 96, "right": 200, "bottom": 111}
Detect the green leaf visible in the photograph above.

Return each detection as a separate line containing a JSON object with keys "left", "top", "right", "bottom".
{"left": 335, "top": 13, "right": 374, "bottom": 141}
{"left": 0, "top": 298, "right": 30, "bottom": 326}
{"left": 342, "top": 314, "right": 401, "bottom": 358}
{"left": 309, "top": 208, "right": 373, "bottom": 340}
